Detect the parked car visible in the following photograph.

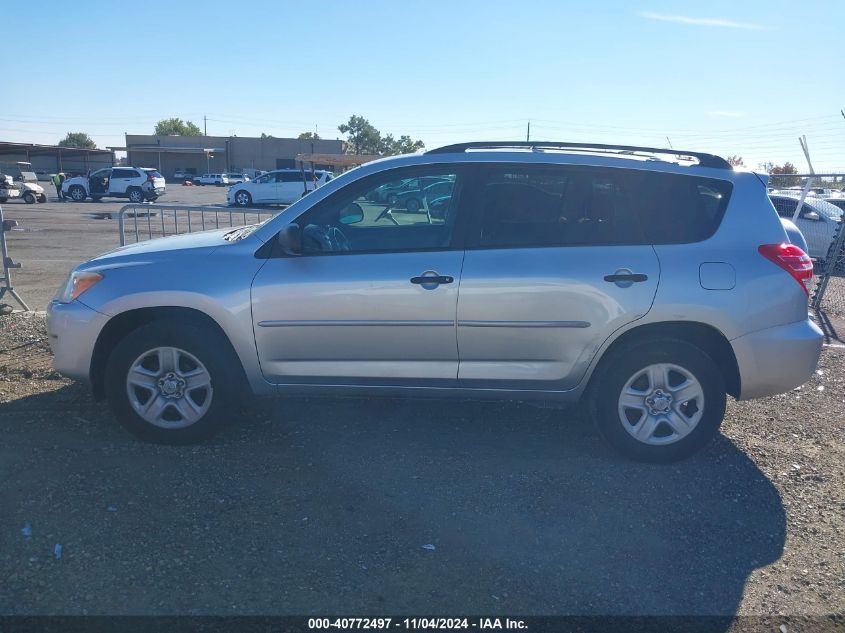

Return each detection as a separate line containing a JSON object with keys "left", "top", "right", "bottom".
{"left": 193, "top": 174, "right": 229, "bottom": 186}
{"left": 224, "top": 173, "right": 249, "bottom": 185}
{"left": 47, "top": 141, "right": 822, "bottom": 462}
{"left": 173, "top": 170, "right": 195, "bottom": 180}
{"left": 824, "top": 197, "right": 845, "bottom": 212}
{"left": 393, "top": 178, "right": 455, "bottom": 213}
{"left": 63, "top": 167, "right": 165, "bottom": 203}
{"left": 227, "top": 169, "right": 333, "bottom": 207}
{"left": 769, "top": 194, "right": 842, "bottom": 259}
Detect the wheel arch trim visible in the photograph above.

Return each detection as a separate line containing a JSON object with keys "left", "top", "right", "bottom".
{"left": 89, "top": 304, "right": 270, "bottom": 400}
{"left": 581, "top": 319, "right": 741, "bottom": 399}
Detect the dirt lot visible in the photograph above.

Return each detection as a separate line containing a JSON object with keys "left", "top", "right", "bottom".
{"left": 0, "top": 311, "right": 843, "bottom": 620}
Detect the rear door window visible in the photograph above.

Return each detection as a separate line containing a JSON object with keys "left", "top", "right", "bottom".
{"left": 469, "top": 165, "right": 646, "bottom": 248}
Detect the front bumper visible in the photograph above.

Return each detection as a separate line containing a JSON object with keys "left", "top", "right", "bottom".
{"left": 46, "top": 300, "right": 109, "bottom": 385}
{"left": 731, "top": 317, "right": 824, "bottom": 400}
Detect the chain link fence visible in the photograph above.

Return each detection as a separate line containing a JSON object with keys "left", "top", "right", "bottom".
{"left": 768, "top": 173, "right": 845, "bottom": 330}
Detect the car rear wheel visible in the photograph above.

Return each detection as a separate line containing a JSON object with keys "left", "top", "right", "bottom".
{"left": 234, "top": 190, "right": 252, "bottom": 207}
{"left": 38, "top": 194, "right": 47, "bottom": 203}
{"left": 105, "top": 320, "right": 242, "bottom": 444}
{"left": 588, "top": 337, "right": 726, "bottom": 462}
{"left": 69, "top": 185, "right": 86, "bottom": 202}
{"left": 127, "top": 187, "right": 144, "bottom": 203}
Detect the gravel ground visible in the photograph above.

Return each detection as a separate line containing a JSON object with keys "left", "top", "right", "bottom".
{"left": 0, "top": 312, "right": 843, "bottom": 621}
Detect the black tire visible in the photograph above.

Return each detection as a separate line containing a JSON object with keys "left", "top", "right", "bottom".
{"left": 23, "top": 192, "right": 37, "bottom": 204}
{"left": 0, "top": 197, "right": 7, "bottom": 203}
{"left": 38, "top": 194, "right": 47, "bottom": 203}
{"left": 104, "top": 319, "right": 244, "bottom": 444}
{"left": 127, "top": 187, "right": 144, "bottom": 203}
{"left": 588, "top": 337, "right": 726, "bottom": 463}
{"left": 69, "top": 185, "right": 86, "bottom": 202}
{"left": 91, "top": 196, "right": 102, "bottom": 203}
{"left": 387, "top": 193, "right": 399, "bottom": 206}
{"left": 233, "top": 190, "right": 252, "bottom": 207}
{"left": 405, "top": 197, "right": 421, "bottom": 213}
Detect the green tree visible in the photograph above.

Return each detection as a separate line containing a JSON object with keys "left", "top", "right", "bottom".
{"left": 58, "top": 132, "right": 96, "bottom": 149}
{"left": 297, "top": 131, "right": 321, "bottom": 140}
{"left": 154, "top": 118, "right": 202, "bottom": 136}
{"left": 381, "top": 134, "right": 425, "bottom": 155}
{"left": 338, "top": 115, "right": 424, "bottom": 155}
{"left": 338, "top": 115, "right": 382, "bottom": 154}
{"left": 769, "top": 161, "right": 800, "bottom": 187}
{"left": 260, "top": 132, "right": 274, "bottom": 139}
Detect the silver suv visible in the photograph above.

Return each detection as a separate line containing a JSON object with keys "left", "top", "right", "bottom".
{"left": 47, "top": 142, "right": 823, "bottom": 462}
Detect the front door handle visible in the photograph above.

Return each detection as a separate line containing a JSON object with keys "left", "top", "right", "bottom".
{"left": 604, "top": 273, "right": 648, "bottom": 283}
{"left": 411, "top": 275, "right": 454, "bottom": 285}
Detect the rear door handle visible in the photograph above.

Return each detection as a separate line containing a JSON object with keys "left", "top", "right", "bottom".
{"left": 411, "top": 275, "right": 454, "bottom": 285}
{"left": 604, "top": 273, "right": 648, "bottom": 283}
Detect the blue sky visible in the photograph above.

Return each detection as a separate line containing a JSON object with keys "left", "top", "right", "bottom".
{"left": 5, "top": 0, "right": 845, "bottom": 169}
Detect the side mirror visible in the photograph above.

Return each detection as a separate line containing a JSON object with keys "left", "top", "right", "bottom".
{"left": 804, "top": 211, "right": 821, "bottom": 221}
{"left": 339, "top": 202, "right": 364, "bottom": 225}
{"left": 277, "top": 223, "right": 302, "bottom": 255}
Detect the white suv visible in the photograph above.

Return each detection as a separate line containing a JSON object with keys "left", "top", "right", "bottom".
{"left": 193, "top": 174, "right": 229, "bottom": 186}
{"left": 228, "top": 169, "right": 333, "bottom": 207}
{"left": 63, "top": 167, "right": 166, "bottom": 203}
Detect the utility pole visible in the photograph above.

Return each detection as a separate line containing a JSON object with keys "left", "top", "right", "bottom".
{"left": 204, "top": 115, "right": 207, "bottom": 136}
{"left": 665, "top": 136, "right": 674, "bottom": 149}
{"left": 526, "top": 121, "right": 530, "bottom": 142}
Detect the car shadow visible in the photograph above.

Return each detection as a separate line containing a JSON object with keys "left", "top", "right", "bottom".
{"left": 1, "top": 385, "right": 785, "bottom": 624}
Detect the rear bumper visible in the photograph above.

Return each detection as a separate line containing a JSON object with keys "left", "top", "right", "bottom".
{"left": 732, "top": 317, "right": 823, "bottom": 400}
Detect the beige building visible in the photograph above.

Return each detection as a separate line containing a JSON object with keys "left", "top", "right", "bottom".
{"left": 121, "top": 134, "right": 345, "bottom": 178}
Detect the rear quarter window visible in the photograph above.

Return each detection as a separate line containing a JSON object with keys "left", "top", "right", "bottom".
{"left": 634, "top": 172, "right": 732, "bottom": 244}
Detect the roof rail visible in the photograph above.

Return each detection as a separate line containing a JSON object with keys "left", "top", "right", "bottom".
{"left": 426, "top": 141, "right": 732, "bottom": 170}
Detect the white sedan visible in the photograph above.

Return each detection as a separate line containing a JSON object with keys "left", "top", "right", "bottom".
{"left": 227, "top": 169, "right": 333, "bottom": 207}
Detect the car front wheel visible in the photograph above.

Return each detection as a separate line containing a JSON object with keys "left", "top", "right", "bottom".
{"left": 234, "top": 190, "right": 252, "bottom": 207}
{"left": 69, "top": 185, "right": 86, "bottom": 202}
{"left": 588, "top": 337, "right": 726, "bottom": 463}
{"left": 104, "top": 320, "right": 243, "bottom": 444}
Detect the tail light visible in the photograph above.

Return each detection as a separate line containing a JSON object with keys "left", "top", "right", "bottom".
{"left": 147, "top": 174, "right": 156, "bottom": 182}
{"left": 758, "top": 243, "right": 814, "bottom": 295}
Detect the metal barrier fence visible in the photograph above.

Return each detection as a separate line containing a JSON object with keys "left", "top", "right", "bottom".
{"left": 117, "top": 204, "right": 277, "bottom": 246}
{"left": 768, "top": 174, "right": 845, "bottom": 323}
{"left": 0, "top": 204, "right": 29, "bottom": 311}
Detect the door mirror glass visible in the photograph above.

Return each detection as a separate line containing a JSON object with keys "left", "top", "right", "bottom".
{"left": 277, "top": 223, "right": 302, "bottom": 255}
{"left": 339, "top": 202, "right": 364, "bottom": 225}
{"left": 803, "top": 210, "right": 821, "bottom": 221}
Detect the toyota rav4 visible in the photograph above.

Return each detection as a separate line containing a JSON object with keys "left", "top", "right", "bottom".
{"left": 47, "top": 142, "right": 823, "bottom": 462}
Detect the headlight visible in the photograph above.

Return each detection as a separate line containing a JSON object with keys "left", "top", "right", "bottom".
{"left": 56, "top": 271, "right": 103, "bottom": 303}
